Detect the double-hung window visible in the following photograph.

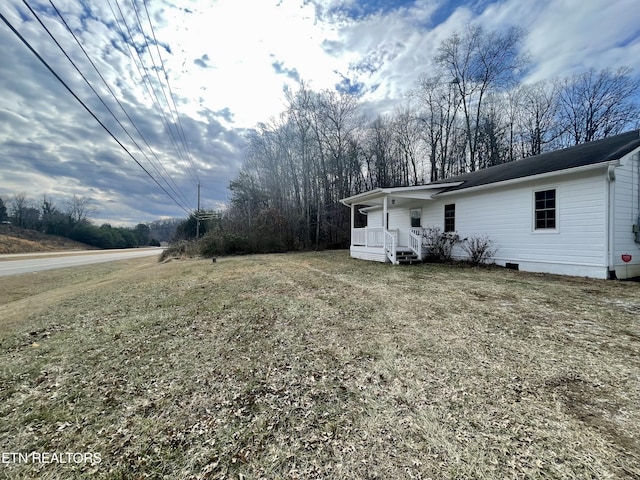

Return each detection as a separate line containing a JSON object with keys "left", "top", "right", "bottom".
{"left": 444, "top": 204, "right": 455, "bottom": 232}
{"left": 410, "top": 208, "right": 422, "bottom": 228}
{"left": 534, "top": 189, "right": 556, "bottom": 230}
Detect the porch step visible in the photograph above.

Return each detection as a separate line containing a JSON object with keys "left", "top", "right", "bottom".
{"left": 395, "top": 249, "right": 421, "bottom": 265}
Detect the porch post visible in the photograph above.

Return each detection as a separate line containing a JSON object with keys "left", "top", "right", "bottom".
{"left": 383, "top": 196, "right": 388, "bottom": 229}
{"left": 383, "top": 196, "right": 388, "bottom": 250}
{"left": 350, "top": 203, "right": 355, "bottom": 247}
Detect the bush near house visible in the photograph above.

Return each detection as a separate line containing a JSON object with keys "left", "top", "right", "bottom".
{"left": 421, "top": 226, "right": 461, "bottom": 262}
{"left": 462, "top": 234, "right": 499, "bottom": 265}
{"left": 421, "top": 227, "right": 498, "bottom": 265}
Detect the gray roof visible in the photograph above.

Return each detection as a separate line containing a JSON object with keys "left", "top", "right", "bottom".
{"left": 432, "top": 130, "right": 640, "bottom": 193}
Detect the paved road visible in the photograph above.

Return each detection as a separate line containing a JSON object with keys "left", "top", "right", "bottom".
{"left": 0, "top": 248, "right": 164, "bottom": 277}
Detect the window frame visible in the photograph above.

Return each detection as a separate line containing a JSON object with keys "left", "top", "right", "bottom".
{"left": 533, "top": 187, "right": 558, "bottom": 232}
{"left": 444, "top": 204, "right": 455, "bottom": 232}
{"left": 410, "top": 208, "right": 422, "bottom": 228}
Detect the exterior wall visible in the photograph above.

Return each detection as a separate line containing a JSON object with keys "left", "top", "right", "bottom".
{"left": 421, "top": 168, "right": 611, "bottom": 279}
{"left": 350, "top": 246, "right": 388, "bottom": 263}
{"left": 388, "top": 208, "right": 411, "bottom": 246}
{"left": 366, "top": 209, "right": 383, "bottom": 228}
{"left": 364, "top": 206, "right": 414, "bottom": 246}
{"left": 612, "top": 149, "right": 640, "bottom": 279}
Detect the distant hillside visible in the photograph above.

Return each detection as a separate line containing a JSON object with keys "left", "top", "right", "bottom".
{"left": 0, "top": 225, "right": 94, "bottom": 254}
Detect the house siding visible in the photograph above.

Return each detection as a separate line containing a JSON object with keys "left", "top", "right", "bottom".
{"left": 388, "top": 208, "right": 410, "bottom": 246}
{"left": 422, "top": 169, "right": 610, "bottom": 278}
{"left": 350, "top": 246, "right": 387, "bottom": 263}
{"left": 366, "top": 209, "right": 383, "bottom": 228}
{"left": 612, "top": 148, "right": 640, "bottom": 278}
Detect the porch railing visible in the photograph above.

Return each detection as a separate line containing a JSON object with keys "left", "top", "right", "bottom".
{"left": 351, "top": 227, "right": 386, "bottom": 247}
{"left": 409, "top": 227, "right": 424, "bottom": 259}
{"left": 384, "top": 230, "right": 397, "bottom": 264}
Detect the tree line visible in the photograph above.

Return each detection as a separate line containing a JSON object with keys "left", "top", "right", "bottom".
{"left": 190, "top": 25, "right": 638, "bottom": 255}
{"left": 0, "top": 193, "right": 161, "bottom": 249}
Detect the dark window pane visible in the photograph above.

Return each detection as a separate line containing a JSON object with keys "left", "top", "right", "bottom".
{"left": 535, "top": 189, "right": 556, "bottom": 230}
{"left": 444, "top": 204, "right": 455, "bottom": 232}
{"left": 411, "top": 209, "right": 421, "bottom": 228}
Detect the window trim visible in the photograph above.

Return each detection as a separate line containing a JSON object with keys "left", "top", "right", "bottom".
{"left": 444, "top": 203, "right": 455, "bottom": 232}
{"left": 532, "top": 187, "right": 559, "bottom": 233}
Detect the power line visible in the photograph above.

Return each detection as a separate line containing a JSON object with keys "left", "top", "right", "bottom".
{"left": 0, "top": 8, "right": 192, "bottom": 215}
{"left": 46, "top": 0, "right": 193, "bottom": 211}
{"left": 142, "top": 0, "right": 201, "bottom": 186}
{"left": 115, "top": 0, "right": 199, "bottom": 188}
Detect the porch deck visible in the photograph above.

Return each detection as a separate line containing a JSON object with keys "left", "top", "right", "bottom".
{"left": 350, "top": 227, "right": 424, "bottom": 264}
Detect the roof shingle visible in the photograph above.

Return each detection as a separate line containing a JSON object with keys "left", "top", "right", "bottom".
{"left": 432, "top": 130, "right": 640, "bottom": 192}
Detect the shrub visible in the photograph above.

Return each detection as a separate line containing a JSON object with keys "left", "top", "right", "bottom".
{"left": 199, "top": 232, "right": 251, "bottom": 256}
{"left": 159, "top": 240, "right": 198, "bottom": 261}
{"left": 421, "top": 226, "right": 461, "bottom": 262}
{"left": 462, "top": 234, "right": 498, "bottom": 265}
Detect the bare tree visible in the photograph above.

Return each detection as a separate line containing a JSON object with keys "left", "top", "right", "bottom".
{"left": 10, "top": 193, "right": 31, "bottom": 228}
{"left": 436, "top": 24, "right": 527, "bottom": 171}
{"left": 512, "top": 81, "right": 563, "bottom": 156}
{"left": 65, "top": 195, "right": 96, "bottom": 225}
{"left": 392, "top": 104, "right": 424, "bottom": 185}
{"left": 412, "top": 74, "right": 464, "bottom": 181}
{"left": 558, "top": 66, "right": 640, "bottom": 145}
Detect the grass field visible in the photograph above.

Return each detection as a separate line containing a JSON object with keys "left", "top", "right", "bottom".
{"left": 1, "top": 251, "right": 639, "bottom": 479}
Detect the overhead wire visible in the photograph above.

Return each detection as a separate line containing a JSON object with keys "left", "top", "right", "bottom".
{"left": 0, "top": 7, "right": 192, "bottom": 215}
{"left": 46, "top": 0, "right": 193, "bottom": 211}
{"left": 119, "top": 0, "right": 200, "bottom": 188}
{"left": 109, "top": 0, "right": 200, "bottom": 195}
{"left": 141, "top": 0, "right": 201, "bottom": 186}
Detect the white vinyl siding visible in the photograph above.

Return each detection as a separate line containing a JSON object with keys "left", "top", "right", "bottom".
{"left": 423, "top": 169, "right": 609, "bottom": 277}
{"left": 365, "top": 208, "right": 383, "bottom": 228}
{"left": 612, "top": 148, "right": 640, "bottom": 277}
{"left": 388, "top": 208, "right": 410, "bottom": 246}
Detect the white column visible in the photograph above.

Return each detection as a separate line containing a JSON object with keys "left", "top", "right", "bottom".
{"left": 350, "top": 203, "right": 355, "bottom": 247}
{"left": 383, "top": 196, "right": 388, "bottom": 229}
{"left": 383, "top": 196, "right": 388, "bottom": 250}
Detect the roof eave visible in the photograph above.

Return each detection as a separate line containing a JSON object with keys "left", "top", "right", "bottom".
{"left": 340, "top": 183, "right": 463, "bottom": 206}
{"left": 434, "top": 160, "right": 621, "bottom": 197}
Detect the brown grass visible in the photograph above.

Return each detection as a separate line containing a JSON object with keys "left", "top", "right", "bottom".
{"left": 0, "top": 251, "right": 639, "bottom": 479}
{"left": 0, "top": 225, "right": 91, "bottom": 254}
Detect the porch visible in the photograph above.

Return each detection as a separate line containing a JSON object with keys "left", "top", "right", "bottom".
{"left": 350, "top": 227, "right": 425, "bottom": 265}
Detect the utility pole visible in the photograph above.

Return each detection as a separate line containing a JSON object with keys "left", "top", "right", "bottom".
{"left": 196, "top": 182, "right": 201, "bottom": 239}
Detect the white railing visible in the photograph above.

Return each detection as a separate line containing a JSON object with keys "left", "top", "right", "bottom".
{"left": 384, "top": 230, "right": 397, "bottom": 264}
{"left": 409, "top": 227, "right": 424, "bottom": 259}
{"left": 351, "top": 227, "right": 386, "bottom": 247}
{"left": 352, "top": 227, "right": 366, "bottom": 246}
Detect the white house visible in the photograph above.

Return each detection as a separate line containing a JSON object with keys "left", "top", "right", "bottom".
{"left": 341, "top": 130, "right": 640, "bottom": 279}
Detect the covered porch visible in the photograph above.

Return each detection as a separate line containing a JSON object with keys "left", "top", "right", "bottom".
{"left": 350, "top": 226, "right": 425, "bottom": 264}
{"left": 341, "top": 183, "right": 460, "bottom": 265}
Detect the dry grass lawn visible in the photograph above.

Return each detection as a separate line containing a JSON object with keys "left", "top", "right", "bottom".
{"left": 0, "top": 251, "right": 639, "bottom": 479}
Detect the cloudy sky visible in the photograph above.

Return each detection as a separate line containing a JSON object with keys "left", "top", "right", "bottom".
{"left": 1, "top": 0, "right": 639, "bottom": 226}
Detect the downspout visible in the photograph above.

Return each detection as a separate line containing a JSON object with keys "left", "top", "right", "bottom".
{"left": 635, "top": 151, "right": 640, "bottom": 244}
{"left": 606, "top": 165, "right": 616, "bottom": 277}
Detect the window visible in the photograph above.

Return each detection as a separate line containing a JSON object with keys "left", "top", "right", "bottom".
{"left": 535, "top": 189, "right": 556, "bottom": 229}
{"left": 444, "top": 204, "right": 455, "bottom": 232}
{"left": 410, "top": 208, "right": 422, "bottom": 228}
